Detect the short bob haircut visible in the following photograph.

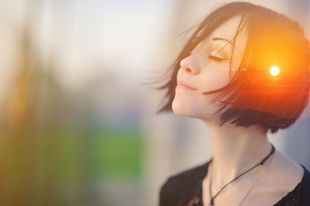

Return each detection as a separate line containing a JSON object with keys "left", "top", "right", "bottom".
{"left": 156, "top": 2, "right": 310, "bottom": 133}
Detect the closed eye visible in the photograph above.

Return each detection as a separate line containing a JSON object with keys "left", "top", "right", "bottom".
{"left": 208, "top": 54, "right": 228, "bottom": 62}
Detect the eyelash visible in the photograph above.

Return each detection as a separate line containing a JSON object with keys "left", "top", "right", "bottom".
{"left": 208, "top": 54, "right": 227, "bottom": 62}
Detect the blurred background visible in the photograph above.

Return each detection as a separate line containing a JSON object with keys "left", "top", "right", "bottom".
{"left": 0, "top": 0, "right": 309, "bottom": 205}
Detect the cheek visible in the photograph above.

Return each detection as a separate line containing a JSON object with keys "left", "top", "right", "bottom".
{"left": 199, "top": 64, "right": 231, "bottom": 92}
{"left": 172, "top": 63, "right": 233, "bottom": 121}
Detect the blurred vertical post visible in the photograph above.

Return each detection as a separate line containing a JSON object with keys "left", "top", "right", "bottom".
{"left": 1, "top": 0, "right": 37, "bottom": 205}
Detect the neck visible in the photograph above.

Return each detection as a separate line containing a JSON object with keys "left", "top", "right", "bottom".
{"left": 205, "top": 121, "right": 272, "bottom": 186}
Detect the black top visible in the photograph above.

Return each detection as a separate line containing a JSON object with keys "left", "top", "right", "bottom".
{"left": 159, "top": 159, "right": 310, "bottom": 206}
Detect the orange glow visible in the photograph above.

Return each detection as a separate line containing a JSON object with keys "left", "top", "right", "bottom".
{"left": 269, "top": 66, "right": 280, "bottom": 77}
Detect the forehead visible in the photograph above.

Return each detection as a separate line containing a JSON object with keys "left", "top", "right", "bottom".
{"left": 200, "top": 15, "right": 248, "bottom": 54}
{"left": 211, "top": 15, "right": 246, "bottom": 41}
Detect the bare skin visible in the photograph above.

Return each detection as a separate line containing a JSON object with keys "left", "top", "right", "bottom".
{"left": 201, "top": 122, "right": 304, "bottom": 206}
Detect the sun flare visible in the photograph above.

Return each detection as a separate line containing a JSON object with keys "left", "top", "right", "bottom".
{"left": 269, "top": 66, "right": 280, "bottom": 77}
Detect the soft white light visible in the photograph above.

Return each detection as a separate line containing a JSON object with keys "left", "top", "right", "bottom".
{"left": 269, "top": 66, "right": 280, "bottom": 77}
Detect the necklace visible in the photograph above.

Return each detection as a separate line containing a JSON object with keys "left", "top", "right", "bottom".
{"left": 237, "top": 151, "right": 275, "bottom": 206}
{"left": 208, "top": 144, "right": 275, "bottom": 206}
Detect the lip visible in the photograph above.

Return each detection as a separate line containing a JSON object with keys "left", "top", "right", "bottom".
{"left": 177, "top": 80, "right": 198, "bottom": 90}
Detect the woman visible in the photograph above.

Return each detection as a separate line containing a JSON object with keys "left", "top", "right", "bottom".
{"left": 157, "top": 2, "right": 310, "bottom": 206}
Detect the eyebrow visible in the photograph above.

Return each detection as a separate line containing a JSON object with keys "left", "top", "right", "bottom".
{"left": 212, "top": 37, "right": 240, "bottom": 52}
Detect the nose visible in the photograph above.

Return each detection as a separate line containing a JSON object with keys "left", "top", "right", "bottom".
{"left": 179, "top": 55, "right": 200, "bottom": 75}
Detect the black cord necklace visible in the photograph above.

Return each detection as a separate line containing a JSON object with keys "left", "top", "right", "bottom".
{"left": 208, "top": 144, "right": 275, "bottom": 206}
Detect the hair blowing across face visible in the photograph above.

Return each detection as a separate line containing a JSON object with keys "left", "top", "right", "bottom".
{"left": 156, "top": 2, "right": 310, "bottom": 133}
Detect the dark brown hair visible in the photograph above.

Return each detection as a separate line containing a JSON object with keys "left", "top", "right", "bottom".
{"left": 156, "top": 2, "right": 310, "bottom": 133}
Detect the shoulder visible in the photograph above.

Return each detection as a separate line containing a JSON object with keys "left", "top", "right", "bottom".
{"left": 160, "top": 161, "right": 209, "bottom": 189}
{"left": 158, "top": 160, "right": 210, "bottom": 206}
{"left": 299, "top": 164, "right": 310, "bottom": 206}
{"left": 267, "top": 149, "right": 305, "bottom": 189}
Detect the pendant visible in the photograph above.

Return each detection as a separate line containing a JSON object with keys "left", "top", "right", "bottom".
{"left": 209, "top": 199, "right": 214, "bottom": 206}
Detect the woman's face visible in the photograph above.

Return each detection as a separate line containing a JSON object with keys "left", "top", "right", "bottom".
{"left": 172, "top": 15, "right": 248, "bottom": 122}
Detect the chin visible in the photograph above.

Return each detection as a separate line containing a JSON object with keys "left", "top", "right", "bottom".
{"left": 172, "top": 99, "right": 193, "bottom": 116}
{"left": 172, "top": 97, "right": 221, "bottom": 123}
{"left": 172, "top": 98, "right": 209, "bottom": 119}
